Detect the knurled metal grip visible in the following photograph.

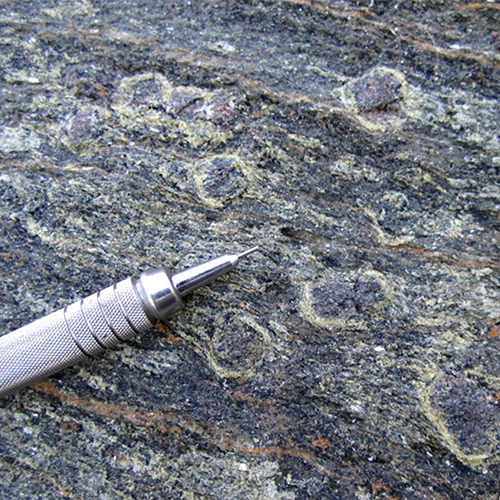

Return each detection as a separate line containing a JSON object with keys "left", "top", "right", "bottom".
{"left": 0, "top": 271, "right": 183, "bottom": 397}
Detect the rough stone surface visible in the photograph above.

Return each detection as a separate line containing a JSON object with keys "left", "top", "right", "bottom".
{"left": 0, "top": 1, "right": 499, "bottom": 498}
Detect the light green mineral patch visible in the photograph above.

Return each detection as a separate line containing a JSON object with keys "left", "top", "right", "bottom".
{"left": 0, "top": 127, "right": 40, "bottom": 154}
{"left": 170, "top": 452, "right": 296, "bottom": 500}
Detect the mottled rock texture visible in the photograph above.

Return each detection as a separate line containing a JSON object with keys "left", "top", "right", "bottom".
{"left": 0, "top": 0, "right": 499, "bottom": 498}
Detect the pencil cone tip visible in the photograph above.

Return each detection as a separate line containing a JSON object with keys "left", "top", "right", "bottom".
{"left": 236, "top": 246, "right": 259, "bottom": 260}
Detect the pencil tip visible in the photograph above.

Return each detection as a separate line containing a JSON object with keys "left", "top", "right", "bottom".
{"left": 236, "top": 246, "right": 259, "bottom": 260}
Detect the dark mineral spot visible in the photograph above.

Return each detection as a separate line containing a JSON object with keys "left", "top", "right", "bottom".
{"left": 212, "top": 318, "right": 265, "bottom": 372}
{"left": 375, "top": 192, "right": 415, "bottom": 233}
{"left": 73, "top": 79, "right": 111, "bottom": 100}
{"left": 131, "top": 78, "right": 163, "bottom": 106}
{"left": 64, "top": 110, "right": 98, "bottom": 144}
{"left": 198, "top": 156, "right": 246, "bottom": 205}
{"left": 168, "top": 87, "right": 204, "bottom": 118}
{"left": 312, "top": 281, "right": 356, "bottom": 318}
{"left": 206, "top": 93, "right": 234, "bottom": 122}
{"left": 280, "top": 226, "right": 296, "bottom": 238}
{"left": 352, "top": 70, "right": 404, "bottom": 114}
{"left": 171, "top": 90, "right": 234, "bottom": 122}
{"left": 61, "top": 420, "right": 83, "bottom": 433}
{"left": 429, "top": 375, "right": 500, "bottom": 456}
{"left": 354, "top": 274, "right": 385, "bottom": 314}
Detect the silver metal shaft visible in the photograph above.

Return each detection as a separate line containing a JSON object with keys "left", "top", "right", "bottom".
{"left": 172, "top": 246, "right": 259, "bottom": 298}
{"left": 0, "top": 248, "right": 258, "bottom": 398}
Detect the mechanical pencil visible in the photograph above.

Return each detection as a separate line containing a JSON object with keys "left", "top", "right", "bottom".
{"left": 0, "top": 247, "right": 259, "bottom": 397}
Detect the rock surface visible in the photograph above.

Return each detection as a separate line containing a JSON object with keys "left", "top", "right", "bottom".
{"left": 0, "top": 1, "right": 499, "bottom": 498}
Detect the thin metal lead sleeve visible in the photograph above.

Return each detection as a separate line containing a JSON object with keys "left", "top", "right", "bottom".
{"left": 0, "top": 248, "right": 258, "bottom": 398}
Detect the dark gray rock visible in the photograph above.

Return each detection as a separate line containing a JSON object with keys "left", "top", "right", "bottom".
{"left": 0, "top": 1, "right": 499, "bottom": 498}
